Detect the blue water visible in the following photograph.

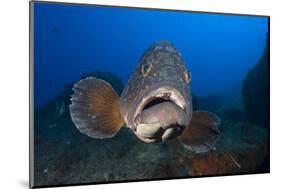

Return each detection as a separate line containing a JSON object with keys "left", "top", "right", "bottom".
{"left": 34, "top": 2, "right": 268, "bottom": 109}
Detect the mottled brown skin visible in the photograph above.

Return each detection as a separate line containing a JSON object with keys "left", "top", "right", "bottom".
{"left": 119, "top": 41, "right": 193, "bottom": 142}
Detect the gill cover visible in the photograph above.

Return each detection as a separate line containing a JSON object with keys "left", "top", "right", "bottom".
{"left": 69, "top": 77, "right": 125, "bottom": 138}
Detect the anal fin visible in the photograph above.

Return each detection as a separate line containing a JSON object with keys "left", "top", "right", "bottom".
{"left": 69, "top": 77, "right": 125, "bottom": 139}
{"left": 178, "top": 111, "right": 220, "bottom": 153}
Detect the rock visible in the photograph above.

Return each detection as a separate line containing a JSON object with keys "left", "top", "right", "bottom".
{"left": 242, "top": 35, "right": 269, "bottom": 128}
{"left": 190, "top": 143, "right": 267, "bottom": 176}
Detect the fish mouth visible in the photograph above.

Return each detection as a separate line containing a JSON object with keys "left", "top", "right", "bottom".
{"left": 134, "top": 87, "right": 186, "bottom": 118}
{"left": 133, "top": 87, "right": 189, "bottom": 142}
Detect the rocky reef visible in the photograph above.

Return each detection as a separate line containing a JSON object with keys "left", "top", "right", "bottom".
{"left": 33, "top": 71, "right": 269, "bottom": 187}
{"left": 242, "top": 35, "right": 269, "bottom": 128}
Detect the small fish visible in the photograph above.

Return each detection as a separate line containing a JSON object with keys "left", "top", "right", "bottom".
{"left": 69, "top": 41, "right": 220, "bottom": 153}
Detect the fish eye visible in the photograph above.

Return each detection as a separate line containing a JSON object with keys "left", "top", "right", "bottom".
{"left": 141, "top": 63, "right": 152, "bottom": 77}
{"left": 184, "top": 71, "right": 191, "bottom": 83}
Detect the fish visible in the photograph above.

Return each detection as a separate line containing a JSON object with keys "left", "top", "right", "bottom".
{"left": 69, "top": 40, "right": 220, "bottom": 153}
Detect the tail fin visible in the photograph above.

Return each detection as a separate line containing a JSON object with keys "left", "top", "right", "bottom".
{"left": 69, "top": 77, "right": 125, "bottom": 139}
{"left": 178, "top": 111, "right": 220, "bottom": 153}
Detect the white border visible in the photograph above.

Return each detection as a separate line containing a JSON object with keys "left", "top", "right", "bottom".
{"left": 36, "top": 0, "right": 271, "bottom": 16}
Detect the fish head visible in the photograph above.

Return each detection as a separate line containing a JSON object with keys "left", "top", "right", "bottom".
{"left": 120, "top": 41, "right": 193, "bottom": 143}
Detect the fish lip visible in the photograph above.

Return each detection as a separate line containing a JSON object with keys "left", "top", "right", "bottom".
{"left": 133, "top": 86, "right": 187, "bottom": 127}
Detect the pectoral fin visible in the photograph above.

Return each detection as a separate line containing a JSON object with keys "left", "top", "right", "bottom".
{"left": 178, "top": 111, "right": 220, "bottom": 153}
{"left": 69, "top": 77, "right": 125, "bottom": 139}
